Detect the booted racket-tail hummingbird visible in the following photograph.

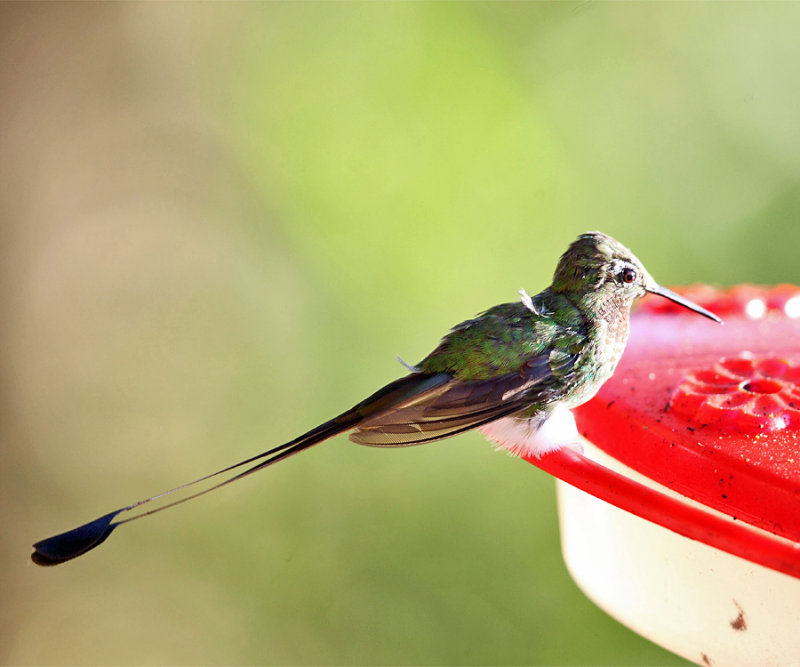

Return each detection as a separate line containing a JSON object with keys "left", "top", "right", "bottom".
{"left": 31, "top": 231, "right": 721, "bottom": 566}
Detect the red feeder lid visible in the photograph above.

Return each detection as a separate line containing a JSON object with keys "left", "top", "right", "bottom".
{"left": 529, "top": 284, "right": 800, "bottom": 578}
{"left": 576, "top": 284, "right": 800, "bottom": 542}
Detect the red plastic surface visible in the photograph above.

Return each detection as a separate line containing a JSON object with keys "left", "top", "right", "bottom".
{"left": 669, "top": 355, "right": 800, "bottom": 432}
{"left": 532, "top": 448, "right": 800, "bottom": 580}
{"left": 637, "top": 282, "right": 800, "bottom": 319}
{"left": 573, "top": 285, "right": 800, "bottom": 544}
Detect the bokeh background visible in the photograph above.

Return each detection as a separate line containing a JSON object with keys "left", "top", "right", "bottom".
{"left": 3, "top": 2, "right": 800, "bottom": 665}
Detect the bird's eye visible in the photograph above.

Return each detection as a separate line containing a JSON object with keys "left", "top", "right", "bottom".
{"left": 621, "top": 268, "right": 637, "bottom": 284}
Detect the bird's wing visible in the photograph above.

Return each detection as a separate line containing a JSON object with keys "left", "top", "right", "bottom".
{"left": 349, "top": 351, "right": 577, "bottom": 447}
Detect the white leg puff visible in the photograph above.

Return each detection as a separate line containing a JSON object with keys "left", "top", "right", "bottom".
{"left": 479, "top": 404, "right": 582, "bottom": 459}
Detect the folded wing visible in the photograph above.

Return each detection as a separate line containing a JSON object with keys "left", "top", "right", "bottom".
{"left": 350, "top": 352, "right": 577, "bottom": 446}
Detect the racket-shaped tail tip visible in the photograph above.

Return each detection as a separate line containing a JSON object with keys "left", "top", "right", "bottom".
{"left": 31, "top": 510, "right": 124, "bottom": 566}
{"left": 29, "top": 415, "right": 347, "bottom": 567}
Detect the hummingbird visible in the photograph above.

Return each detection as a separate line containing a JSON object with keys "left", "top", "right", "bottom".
{"left": 31, "top": 231, "right": 721, "bottom": 566}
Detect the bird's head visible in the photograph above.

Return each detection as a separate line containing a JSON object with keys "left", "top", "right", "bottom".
{"left": 552, "top": 231, "right": 721, "bottom": 323}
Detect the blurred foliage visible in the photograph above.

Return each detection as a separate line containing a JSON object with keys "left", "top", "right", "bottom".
{"left": 2, "top": 2, "right": 800, "bottom": 665}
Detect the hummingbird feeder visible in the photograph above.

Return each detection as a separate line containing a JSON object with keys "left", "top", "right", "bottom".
{"left": 528, "top": 284, "right": 800, "bottom": 666}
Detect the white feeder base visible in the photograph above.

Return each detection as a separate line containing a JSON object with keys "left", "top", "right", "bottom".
{"left": 557, "top": 440, "right": 800, "bottom": 667}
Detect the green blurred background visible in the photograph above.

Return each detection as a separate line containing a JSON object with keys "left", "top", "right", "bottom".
{"left": 3, "top": 2, "right": 800, "bottom": 665}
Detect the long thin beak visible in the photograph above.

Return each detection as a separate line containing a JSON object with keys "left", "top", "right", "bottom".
{"left": 646, "top": 284, "right": 723, "bottom": 323}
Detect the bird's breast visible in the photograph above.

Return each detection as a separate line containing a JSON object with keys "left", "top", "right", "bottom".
{"left": 564, "top": 312, "right": 631, "bottom": 408}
